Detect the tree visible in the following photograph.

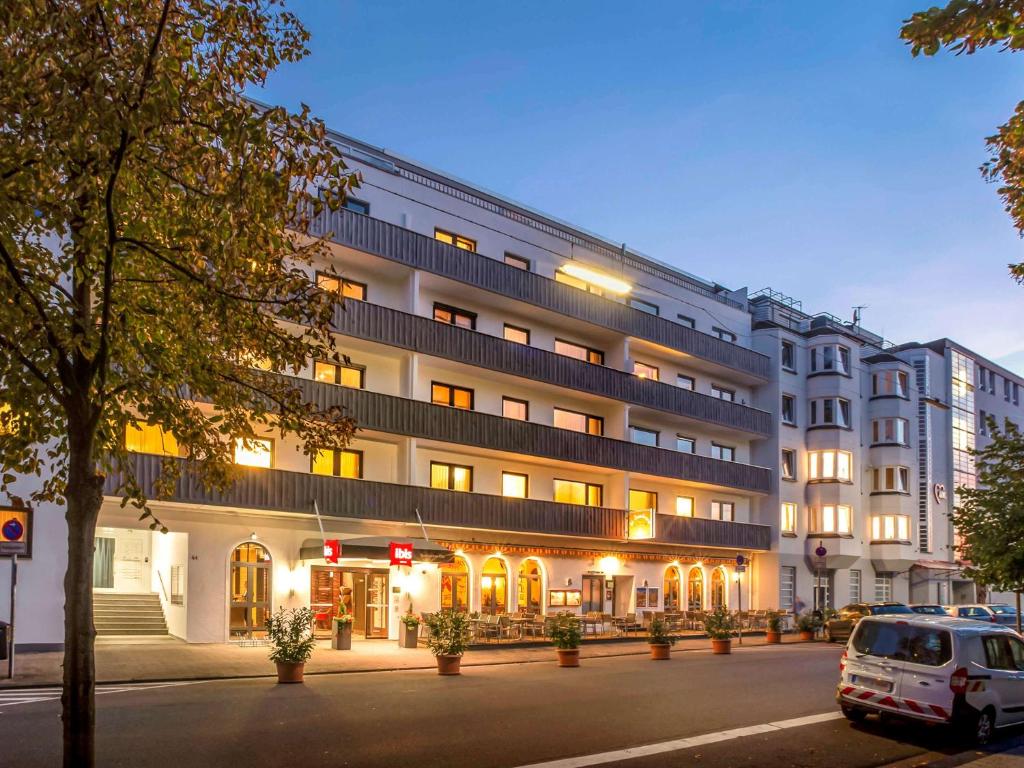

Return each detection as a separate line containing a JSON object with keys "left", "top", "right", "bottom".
{"left": 0, "top": 2, "right": 357, "bottom": 766}
{"left": 951, "top": 416, "right": 1024, "bottom": 632}
{"left": 901, "top": 0, "right": 1024, "bottom": 280}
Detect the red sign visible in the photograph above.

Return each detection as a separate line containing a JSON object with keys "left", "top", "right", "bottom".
{"left": 323, "top": 539, "right": 341, "bottom": 564}
{"left": 389, "top": 541, "right": 414, "bottom": 566}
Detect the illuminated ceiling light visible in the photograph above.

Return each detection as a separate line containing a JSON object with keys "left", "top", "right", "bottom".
{"left": 598, "top": 555, "right": 620, "bottom": 574}
{"left": 559, "top": 263, "right": 632, "bottom": 295}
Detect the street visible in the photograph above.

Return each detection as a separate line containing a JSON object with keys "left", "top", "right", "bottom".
{"left": 3, "top": 643, "right": 1023, "bottom": 767}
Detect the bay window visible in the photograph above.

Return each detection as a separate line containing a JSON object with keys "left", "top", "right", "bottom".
{"left": 810, "top": 343, "right": 851, "bottom": 375}
{"left": 872, "top": 465, "right": 910, "bottom": 493}
{"left": 872, "top": 370, "right": 909, "bottom": 398}
{"left": 871, "top": 417, "right": 908, "bottom": 446}
{"left": 871, "top": 515, "right": 911, "bottom": 542}
{"left": 807, "top": 450, "right": 852, "bottom": 482}
{"left": 812, "top": 504, "right": 852, "bottom": 535}
{"left": 809, "top": 397, "right": 851, "bottom": 428}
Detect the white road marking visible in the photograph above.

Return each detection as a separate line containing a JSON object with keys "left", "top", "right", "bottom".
{"left": 511, "top": 711, "right": 845, "bottom": 768}
{"left": 0, "top": 680, "right": 205, "bottom": 709}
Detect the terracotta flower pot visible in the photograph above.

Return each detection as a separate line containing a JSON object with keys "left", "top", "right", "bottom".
{"left": 435, "top": 654, "right": 462, "bottom": 675}
{"left": 765, "top": 631, "right": 782, "bottom": 644}
{"left": 557, "top": 648, "right": 580, "bottom": 667}
{"left": 649, "top": 643, "right": 671, "bottom": 660}
{"left": 711, "top": 638, "right": 732, "bottom": 655}
{"left": 799, "top": 630, "right": 815, "bottom": 642}
{"left": 275, "top": 661, "right": 305, "bottom": 684}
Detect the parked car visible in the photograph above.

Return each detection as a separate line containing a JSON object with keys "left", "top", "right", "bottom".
{"left": 824, "top": 603, "right": 914, "bottom": 643}
{"left": 946, "top": 604, "right": 1019, "bottom": 626}
{"left": 837, "top": 615, "right": 1024, "bottom": 744}
{"left": 910, "top": 604, "right": 949, "bottom": 616}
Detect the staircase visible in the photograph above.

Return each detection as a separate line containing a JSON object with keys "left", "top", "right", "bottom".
{"left": 93, "top": 592, "right": 169, "bottom": 636}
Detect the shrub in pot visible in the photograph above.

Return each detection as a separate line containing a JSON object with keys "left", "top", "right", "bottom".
{"left": 399, "top": 608, "right": 421, "bottom": 649}
{"left": 648, "top": 617, "right": 675, "bottom": 660}
{"left": 550, "top": 612, "right": 582, "bottom": 667}
{"left": 424, "top": 609, "right": 472, "bottom": 675}
{"left": 267, "top": 607, "right": 316, "bottom": 683}
{"left": 765, "top": 611, "right": 783, "bottom": 644}
{"left": 331, "top": 604, "right": 354, "bottom": 651}
{"left": 796, "top": 613, "right": 820, "bottom": 641}
{"left": 704, "top": 607, "right": 736, "bottom": 654}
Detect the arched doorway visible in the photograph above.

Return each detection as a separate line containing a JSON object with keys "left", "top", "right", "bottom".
{"left": 687, "top": 567, "right": 704, "bottom": 611}
{"left": 664, "top": 566, "right": 682, "bottom": 611}
{"left": 517, "top": 559, "right": 543, "bottom": 614}
{"left": 440, "top": 556, "right": 470, "bottom": 612}
{"left": 481, "top": 557, "right": 508, "bottom": 615}
{"left": 711, "top": 567, "right": 727, "bottom": 610}
{"left": 229, "top": 542, "right": 272, "bottom": 638}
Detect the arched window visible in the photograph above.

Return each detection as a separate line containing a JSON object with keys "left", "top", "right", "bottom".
{"left": 517, "top": 559, "right": 543, "bottom": 614}
{"left": 481, "top": 557, "right": 508, "bottom": 615}
{"left": 687, "top": 567, "right": 704, "bottom": 611}
{"left": 664, "top": 567, "right": 681, "bottom": 611}
{"left": 440, "top": 556, "right": 470, "bottom": 612}
{"left": 229, "top": 542, "right": 272, "bottom": 638}
{"left": 711, "top": 568, "right": 727, "bottom": 610}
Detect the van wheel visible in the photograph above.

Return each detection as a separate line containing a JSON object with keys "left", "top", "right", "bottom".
{"left": 973, "top": 708, "right": 995, "bottom": 746}
{"left": 841, "top": 704, "right": 867, "bottom": 722}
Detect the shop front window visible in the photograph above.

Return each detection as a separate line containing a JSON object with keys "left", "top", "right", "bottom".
{"left": 480, "top": 557, "right": 507, "bottom": 615}
{"left": 440, "top": 557, "right": 470, "bottom": 612}
{"left": 517, "top": 560, "right": 543, "bottom": 614}
{"left": 711, "top": 568, "right": 726, "bottom": 610}
{"left": 664, "top": 567, "right": 681, "bottom": 611}
{"left": 687, "top": 568, "right": 704, "bottom": 611}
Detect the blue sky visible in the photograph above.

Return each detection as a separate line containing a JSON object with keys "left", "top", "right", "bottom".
{"left": 254, "top": 1, "right": 1024, "bottom": 373}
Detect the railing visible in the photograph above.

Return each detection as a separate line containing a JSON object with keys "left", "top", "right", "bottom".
{"left": 311, "top": 208, "right": 771, "bottom": 380}
{"left": 332, "top": 301, "right": 773, "bottom": 436}
{"left": 654, "top": 514, "right": 771, "bottom": 551}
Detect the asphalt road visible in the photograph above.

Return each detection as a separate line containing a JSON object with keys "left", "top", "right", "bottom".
{"left": 2, "top": 643, "right": 1022, "bottom": 768}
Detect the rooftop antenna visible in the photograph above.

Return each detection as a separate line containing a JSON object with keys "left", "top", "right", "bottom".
{"left": 852, "top": 305, "right": 867, "bottom": 327}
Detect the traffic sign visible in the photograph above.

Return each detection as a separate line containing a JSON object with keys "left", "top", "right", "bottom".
{"left": 735, "top": 554, "right": 746, "bottom": 566}
{"left": 735, "top": 564, "right": 746, "bottom": 573}
{"left": 0, "top": 506, "right": 31, "bottom": 558}
{"left": 814, "top": 545, "right": 827, "bottom": 558}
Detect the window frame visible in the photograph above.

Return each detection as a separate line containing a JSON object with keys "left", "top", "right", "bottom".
{"left": 676, "top": 374, "right": 695, "bottom": 391}
{"left": 781, "top": 393, "right": 796, "bottom": 425}
{"left": 315, "top": 271, "right": 367, "bottom": 302}
{"left": 812, "top": 504, "right": 853, "bottom": 536}
{"left": 501, "top": 471, "right": 529, "bottom": 499}
{"left": 501, "top": 396, "right": 529, "bottom": 421}
{"left": 629, "top": 298, "right": 660, "bottom": 316}
{"left": 233, "top": 437, "right": 275, "bottom": 468}
{"left": 313, "top": 360, "right": 366, "bottom": 389}
{"left": 871, "top": 465, "right": 911, "bottom": 494}
{"left": 676, "top": 434, "right": 696, "bottom": 454}
{"left": 871, "top": 514, "right": 911, "bottom": 542}
{"left": 311, "top": 447, "right": 364, "bottom": 479}
{"left": 503, "top": 323, "right": 531, "bottom": 345}
{"left": 781, "top": 340, "right": 796, "bottom": 372}
{"left": 433, "top": 302, "right": 477, "bottom": 330}
{"left": 872, "top": 369, "right": 910, "bottom": 399}
{"left": 807, "top": 449, "right": 853, "bottom": 482}
{"left": 343, "top": 198, "right": 370, "bottom": 215}
{"left": 871, "top": 417, "right": 908, "bottom": 446}
{"left": 629, "top": 425, "right": 659, "bottom": 447}
{"left": 711, "top": 384, "right": 735, "bottom": 402}
{"left": 712, "top": 326, "right": 737, "bottom": 343}
{"left": 809, "top": 343, "right": 851, "bottom": 375}
{"left": 434, "top": 227, "right": 477, "bottom": 252}
{"left": 711, "top": 443, "right": 736, "bottom": 462}
{"left": 431, "top": 381, "right": 475, "bottom": 410}
{"left": 503, "top": 252, "right": 531, "bottom": 270}
{"left": 781, "top": 448, "right": 796, "bottom": 480}
{"left": 429, "top": 461, "right": 474, "bottom": 492}
{"left": 676, "top": 314, "right": 696, "bottom": 329}
{"left": 553, "top": 407, "right": 604, "bottom": 436}
{"left": 553, "top": 478, "right": 603, "bottom": 507}
{"left": 675, "top": 496, "right": 695, "bottom": 517}
{"left": 711, "top": 500, "right": 735, "bottom": 521}
{"left": 809, "top": 396, "right": 852, "bottom": 428}
{"left": 633, "top": 361, "right": 660, "bottom": 380}
{"left": 554, "top": 338, "right": 605, "bottom": 365}
{"left": 781, "top": 502, "right": 797, "bottom": 535}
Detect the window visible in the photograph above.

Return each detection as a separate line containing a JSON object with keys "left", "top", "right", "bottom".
{"left": 676, "top": 314, "right": 696, "bottom": 329}
{"left": 125, "top": 423, "right": 178, "bottom": 456}
{"left": 989, "top": 370, "right": 997, "bottom": 393}
{"left": 849, "top": 570, "right": 862, "bottom": 603}
{"left": 872, "top": 417, "right": 908, "bottom": 445}
{"left": 872, "top": 466, "right": 910, "bottom": 493}
{"left": 781, "top": 340, "right": 796, "bottom": 371}
{"left": 553, "top": 479, "right": 602, "bottom": 506}
{"left": 781, "top": 502, "right": 797, "bottom": 534}
{"left": 629, "top": 298, "right": 660, "bottom": 316}
{"left": 676, "top": 435, "right": 696, "bottom": 453}
{"left": 434, "top": 228, "right": 476, "bottom": 251}
{"left": 983, "top": 635, "right": 1024, "bottom": 671}
{"left": 781, "top": 449, "right": 796, "bottom": 480}
{"left": 633, "top": 361, "right": 659, "bottom": 380}
{"left": 807, "top": 450, "right": 852, "bottom": 481}
{"left": 809, "top": 397, "right": 851, "bottom": 428}
{"left": 628, "top": 490, "right": 657, "bottom": 539}
{"left": 316, "top": 272, "right": 367, "bottom": 301}
{"left": 501, "top": 472, "right": 528, "bottom": 498}
{"left": 711, "top": 385, "right": 735, "bottom": 402}
{"left": 504, "top": 252, "right": 530, "bottom": 270}
{"left": 780, "top": 566, "right": 796, "bottom": 611}
{"left": 1006, "top": 378, "right": 1013, "bottom": 402}
{"left": 810, "top": 343, "right": 851, "bottom": 375}
{"left": 979, "top": 410, "right": 988, "bottom": 436}
{"left": 875, "top": 573, "right": 893, "bottom": 602}
{"left": 312, "top": 448, "right": 363, "bottom": 478}
{"left": 713, "top": 327, "right": 737, "bottom": 343}
{"left": 676, "top": 496, "right": 695, "bottom": 517}
{"left": 502, "top": 397, "right": 529, "bottom": 421}
{"left": 630, "top": 426, "right": 659, "bottom": 447}
{"left": 169, "top": 565, "right": 184, "bottom": 606}
{"left": 503, "top": 323, "right": 530, "bottom": 345}
{"left": 554, "top": 338, "right": 604, "bottom": 365}
{"left": 343, "top": 198, "right": 370, "bottom": 215}
{"left": 676, "top": 374, "right": 695, "bottom": 391}
{"left": 781, "top": 394, "right": 796, "bottom": 425}
{"left": 1014, "top": 382, "right": 1020, "bottom": 406}
{"left": 711, "top": 443, "right": 735, "bottom": 462}
{"left": 433, "top": 302, "right": 476, "bottom": 330}
{"left": 812, "top": 505, "right": 852, "bottom": 535}
{"left": 314, "top": 360, "right": 365, "bottom": 389}
{"left": 431, "top": 382, "right": 474, "bottom": 410}
{"left": 430, "top": 462, "right": 473, "bottom": 491}
{"left": 871, "top": 515, "right": 910, "bottom": 541}
{"left": 553, "top": 407, "right": 603, "bottom": 435}
{"left": 873, "top": 370, "right": 909, "bottom": 398}
{"left": 711, "top": 501, "right": 735, "bottom": 521}
{"left": 234, "top": 437, "right": 273, "bottom": 468}
{"left": 554, "top": 269, "right": 604, "bottom": 296}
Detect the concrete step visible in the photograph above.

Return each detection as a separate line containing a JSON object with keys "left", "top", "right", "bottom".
{"left": 96, "top": 627, "right": 169, "bottom": 636}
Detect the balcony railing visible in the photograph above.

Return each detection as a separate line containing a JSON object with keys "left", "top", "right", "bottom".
{"left": 332, "top": 301, "right": 772, "bottom": 436}
{"left": 286, "top": 376, "right": 772, "bottom": 494}
{"left": 311, "top": 208, "right": 771, "bottom": 380}
{"left": 104, "top": 454, "right": 772, "bottom": 550}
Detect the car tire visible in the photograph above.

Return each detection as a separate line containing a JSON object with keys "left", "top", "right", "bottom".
{"left": 841, "top": 704, "right": 868, "bottom": 722}
{"left": 970, "top": 708, "right": 996, "bottom": 746}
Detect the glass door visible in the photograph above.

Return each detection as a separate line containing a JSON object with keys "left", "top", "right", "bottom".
{"left": 229, "top": 543, "right": 272, "bottom": 638}
{"left": 582, "top": 575, "right": 604, "bottom": 613}
{"left": 365, "top": 571, "right": 389, "bottom": 638}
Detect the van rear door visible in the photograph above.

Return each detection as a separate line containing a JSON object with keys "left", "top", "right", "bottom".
{"left": 846, "top": 620, "right": 904, "bottom": 712}
{"left": 893, "top": 624, "right": 954, "bottom": 721}
{"left": 980, "top": 634, "right": 1024, "bottom": 724}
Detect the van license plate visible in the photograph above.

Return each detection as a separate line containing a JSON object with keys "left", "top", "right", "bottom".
{"left": 851, "top": 675, "right": 891, "bottom": 693}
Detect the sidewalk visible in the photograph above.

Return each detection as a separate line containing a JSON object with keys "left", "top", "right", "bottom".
{"left": 1, "top": 633, "right": 813, "bottom": 689}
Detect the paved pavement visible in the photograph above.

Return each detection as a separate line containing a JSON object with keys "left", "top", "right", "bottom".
{"left": 4, "top": 642, "right": 1024, "bottom": 768}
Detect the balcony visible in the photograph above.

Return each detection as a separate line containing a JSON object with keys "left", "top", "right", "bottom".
{"left": 332, "top": 301, "right": 772, "bottom": 436}
{"left": 287, "top": 376, "right": 772, "bottom": 494}
{"left": 311, "top": 208, "right": 771, "bottom": 381}
{"left": 105, "top": 454, "right": 772, "bottom": 550}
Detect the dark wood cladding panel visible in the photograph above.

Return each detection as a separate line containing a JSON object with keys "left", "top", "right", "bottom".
{"left": 655, "top": 514, "right": 771, "bottom": 551}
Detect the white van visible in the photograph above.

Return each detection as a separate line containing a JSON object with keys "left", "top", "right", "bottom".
{"left": 837, "top": 615, "right": 1024, "bottom": 744}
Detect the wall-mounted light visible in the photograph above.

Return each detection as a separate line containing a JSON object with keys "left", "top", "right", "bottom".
{"left": 598, "top": 556, "right": 620, "bottom": 575}
{"left": 481, "top": 576, "right": 493, "bottom": 590}
{"left": 559, "top": 263, "right": 632, "bottom": 295}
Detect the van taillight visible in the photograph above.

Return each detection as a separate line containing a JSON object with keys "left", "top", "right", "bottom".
{"left": 950, "top": 667, "right": 969, "bottom": 695}
{"left": 839, "top": 650, "right": 848, "bottom": 672}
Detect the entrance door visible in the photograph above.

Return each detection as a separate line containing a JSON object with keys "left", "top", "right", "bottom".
{"left": 93, "top": 538, "right": 115, "bottom": 589}
{"left": 229, "top": 542, "right": 272, "bottom": 638}
{"left": 365, "top": 572, "right": 389, "bottom": 638}
{"left": 352, "top": 572, "right": 367, "bottom": 635}
{"left": 116, "top": 537, "right": 146, "bottom": 592}
{"left": 582, "top": 575, "right": 604, "bottom": 613}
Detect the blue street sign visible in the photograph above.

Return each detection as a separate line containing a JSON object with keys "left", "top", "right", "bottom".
{"left": 814, "top": 545, "right": 827, "bottom": 558}
{"left": 735, "top": 554, "right": 745, "bottom": 566}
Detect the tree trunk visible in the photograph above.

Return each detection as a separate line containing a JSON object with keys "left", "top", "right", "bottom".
{"left": 61, "top": 443, "right": 105, "bottom": 768}
{"left": 1017, "top": 591, "right": 1022, "bottom": 637}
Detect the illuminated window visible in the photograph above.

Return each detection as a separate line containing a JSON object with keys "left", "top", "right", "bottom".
{"left": 553, "top": 479, "right": 602, "bottom": 507}
{"left": 234, "top": 438, "right": 273, "bottom": 468}
{"left": 807, "top": 450, "right": 852, "bottom": 481}
{"left": 781, "top": 502, "right": 797, "bottom": 534}
{"left": 872, "top": 417, "right": 908, "bottom": 445}
{"left": 504, "top": 252, "right": 530, "bottom": 270}
{"left": 503, "top": 324, "right": 530, "bottom": 345}
{"left": 433, "top": 303, "right": 476, "bottom": 330}
{"left": 554, "top": 338, "right": 604, "bottom": 365}
{"left": 312, "top": 448, "right": 362, "bottom": 478}
{"left": 555, "top": 269, "right": 601, "bottom": 295}
{"left": 809, "top": 397, "right": 851, "bottom": 427}
{"left": 813, "top": 505, "right": 852, "bottom": 535}
{"left": 872, "top": 370, "right": 909, "bottom": 398}
{"left": 628, "top": 490, "right": 657, "bottom": 539}
{"left": 431, "top": 382, "right": 474, "bottom": 410}
{"left": 675, "top": 496, "right": 695, "bottom": 517}
{"left": 501, "top": 472, "right": 528, "bottom": 498}
{"left": 126, "top": 423, "right": 178, "bottom": 456}
{"left": 629, "top": 426, "right": 659, "bottom": 447}
{"left": 633, "top": 361, "right": 659, "bottom": 380}
{"left": 711, "top": 501, "right": 735, "bottom": 521}
{"left": 810, "top": 344, "right": 851, "bottom": 375}
{"left": 872, "top": 466, "right": 910, "bottom": 493}
{"left": 872, "top": 515, "right": 910, "bottom": 542}
{"left": 502, "top": 397, "right": 528, "bottom": 421}
{"left": 553, "top": 408, "right": 603, "bottom": 436}
{"left": 430, "top": 461, "right": 473, "bottom": 491}
{"left": 313, "top": 360, "right": 364, "bottom": 389}
{"left": 316, "top": 272, "right": 366, "bottom": 301}
{"left": 434, "top": 228, "right": 476, "bottom": 251}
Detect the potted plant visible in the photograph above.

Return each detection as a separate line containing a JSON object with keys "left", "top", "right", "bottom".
{"left": 266, "top": 607, "right": 316, "bottom": 683}
{"left": 331, "top": 603, "right": 353, "bottom": 651}
{"left": 796, "top": 613, "right": 819, "bottom": 642}
{"left": 765, "top": 611, "right": 784, "bottom": 644}
{"left": 648, "top": 617, "right": 675, "bottom": 660}
{"left": 550, "top": 612, "right": 582, "bottom": 667}
{"left": 424, "top": 609, "right": 472, "bottom": 675}
{"left": 399, "top": 605, "right": 421, "bottom": 649}
{"left": 704, "top": 607, "right": 736, "bottom": 654}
